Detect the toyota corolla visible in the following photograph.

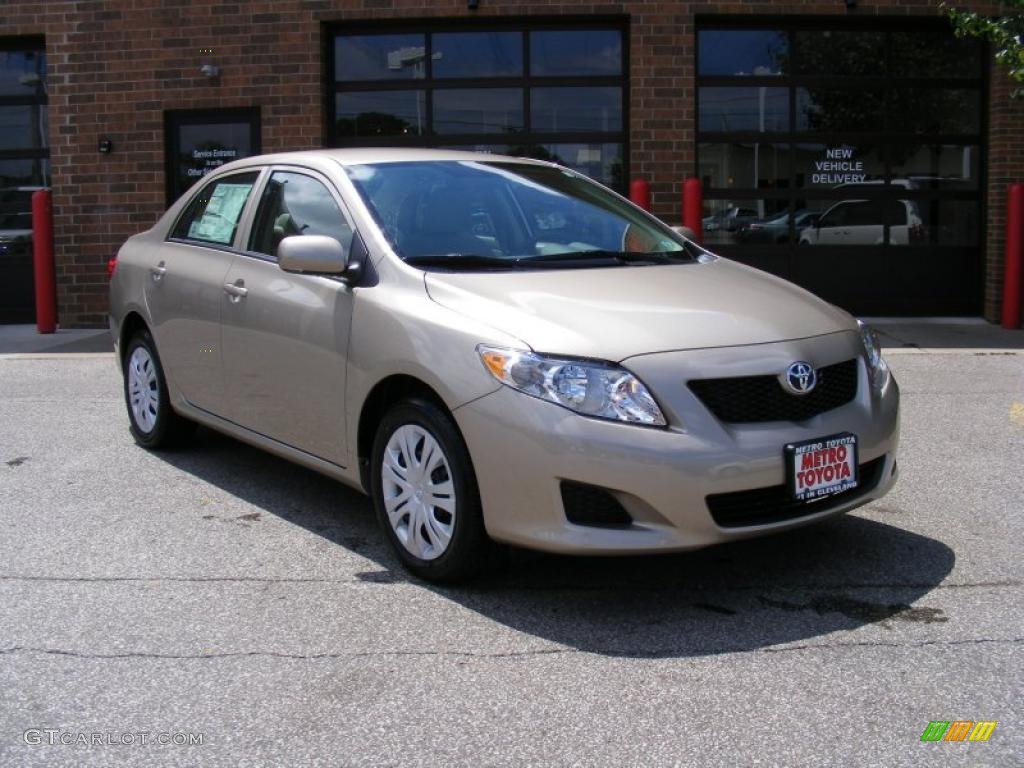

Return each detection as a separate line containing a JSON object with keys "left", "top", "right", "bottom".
{"left": 109, "top": 149, "right": 899, "bottom": 581}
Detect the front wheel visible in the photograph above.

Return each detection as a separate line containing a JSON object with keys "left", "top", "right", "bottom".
{"left": 370, "top": 398, "right": 492, "bottom": 582}
{"left": 123, "top": 330, "right": 195, "bottom": 449}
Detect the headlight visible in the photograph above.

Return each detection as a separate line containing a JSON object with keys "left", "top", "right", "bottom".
{"left": 858, "top": 320, "right": 890, "bottom": 391}
{"left": 477, "top": 345, "right": 667, "bottom": 426}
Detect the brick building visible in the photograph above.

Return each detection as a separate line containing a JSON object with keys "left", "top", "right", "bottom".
{"left": 1, "top": 0, "right": 1022, "bottom": 326}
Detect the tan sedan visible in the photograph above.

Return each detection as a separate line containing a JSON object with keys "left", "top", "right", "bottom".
{"left": 109, "top": 149, "right": 899, "bottom": 581}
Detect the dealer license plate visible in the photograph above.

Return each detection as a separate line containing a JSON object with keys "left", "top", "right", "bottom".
{"left": 786, "top": 433, "right": 858, "bottom": 501}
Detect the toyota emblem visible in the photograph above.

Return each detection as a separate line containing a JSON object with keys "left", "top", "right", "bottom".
{"left": 783, "top": 361, "right": 817, "bottom": 395}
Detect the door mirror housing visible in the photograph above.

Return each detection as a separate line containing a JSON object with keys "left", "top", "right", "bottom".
{"left": 277, "top": 235, "right": 350, "bottom": 276}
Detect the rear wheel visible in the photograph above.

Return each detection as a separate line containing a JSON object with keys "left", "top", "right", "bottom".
{"left": 123, "top": 330, "right": 195, "bottom": 449}
{"left": 370, "top": 397, "right": 492, "bottom": 582}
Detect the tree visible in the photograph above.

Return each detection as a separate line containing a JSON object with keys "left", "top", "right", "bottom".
{"left": 943, "top": 0, "right": 1024, "bottom": 98}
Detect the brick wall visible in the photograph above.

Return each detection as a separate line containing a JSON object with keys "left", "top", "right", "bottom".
{"left": 2, "top": 0, "right": 1020, "bottom": 326}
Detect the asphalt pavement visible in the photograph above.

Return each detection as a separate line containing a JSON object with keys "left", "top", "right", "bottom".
{"left": 0, "top": 343, "right": 1021, "bottom": 766}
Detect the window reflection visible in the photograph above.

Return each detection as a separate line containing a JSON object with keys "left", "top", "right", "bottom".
{"left": 796, "top": 88, "right": 885, "bottom": 133}
{"left": 696, "top": 22, "right": 984, "bottom": 266}
{"left": 438, "top": 144, "right": 519, "bottom": 156}
{"left": 250, "top": 172, "right": 353, "bottom": 257}
{"left": 890, "top": 30, "right": 981, "bottom": 78}
{"left": 0, "top": 183, "right": 40, "bottom": 234}
{"left": 335, "top": 34, "right": 427, "bottom": 81}
{"left": 532, "top": 143, "right": 622, "bottom": 187}
{"left": 331, "top": 28, "right": 627, "bottom": 190}
{"left": 433, "top": 89, "right": 523, "bottom": 134}
{"left": 336, "top": 91, "right": 426, "bottom": 137}
{"left": 0, "top": 50, "right": 46, "bottom": 96}
{"left": 698, "top": 31, "right": 788, "bottom": 76}
{"left": 702, "top": 200, "right": 788, "bottom": 246}
{"left": 890, "top": 199, "right": 979, "bottom": 247}
{"left": 531, "top": 87, "right": 622, "bottom": 133}
{"left": 0, "top": 105, "right": 47, "bottom": 150}
{"left": 797, "top": 198, "right": 919, "bottom": 246}
{"left": 529, "top": 30, "right": 622, "bottom": 76}
{"left": 433, "top": 32, "right": 523, "bottom": 78}
{"left": 0, "top": 158, "right": 48, "bottom": 190}
{"left": 793, "top": 31, "right": 885, "bottom": 76}
{"left": 699, "top": 87, "right": 789, "bottom": 133}
{"left": 890, "top": 145, "right": 979, "bottom": 190}
{"left": 699, "top": 143, "right": 788, "bottom": 190}
{"left": 887, "top": 89, "right": 981, "bottom": 134}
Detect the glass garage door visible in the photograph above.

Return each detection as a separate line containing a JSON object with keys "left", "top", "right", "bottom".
{"left": 328, "top": 22, "right": 627, "bottom": 191}
{"left": 696, "top": 20, "right": 985, "bottom": 315}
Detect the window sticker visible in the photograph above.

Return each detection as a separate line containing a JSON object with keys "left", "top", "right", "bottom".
{"left": 188, "top": 182, "right": 253, "bottom": 244}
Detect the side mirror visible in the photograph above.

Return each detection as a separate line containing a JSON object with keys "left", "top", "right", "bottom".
{"left": 277, "top": 235, "right": 349, "bottom": 276}
{"left": 672, "top": 225, "right": 697, "bottom": 241}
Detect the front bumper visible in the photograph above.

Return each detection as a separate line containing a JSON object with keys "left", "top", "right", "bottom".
{"left": 453, "top": 331, "right": 899, "bottom": 554}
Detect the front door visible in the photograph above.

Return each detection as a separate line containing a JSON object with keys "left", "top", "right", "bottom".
{"left": 220, "top": 168, "right": 356, "bottom": 467}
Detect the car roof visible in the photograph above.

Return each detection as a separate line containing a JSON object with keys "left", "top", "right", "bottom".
{"left": 218, "top": 147, "right": 558, "bottom": 171}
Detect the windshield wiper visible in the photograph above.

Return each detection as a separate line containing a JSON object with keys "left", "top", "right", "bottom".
{"left": 523, "top": 250, "right": 687, "bottom": 265}
{"left": 405, "top": 250, "right": 693, "bottom": 271}
{"left": 403, "top": 253, "right": 520, "bottom": 270}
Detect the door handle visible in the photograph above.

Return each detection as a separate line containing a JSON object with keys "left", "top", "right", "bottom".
{"left": 150, "top": 262, "right": 167, "bottom": 282}
{"left": 223, "top": 281, "right": 248, "bottom": 303}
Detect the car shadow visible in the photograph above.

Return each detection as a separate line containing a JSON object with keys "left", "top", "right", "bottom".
{"left": 156, "top": 427, "right": 955, "bottom": 659}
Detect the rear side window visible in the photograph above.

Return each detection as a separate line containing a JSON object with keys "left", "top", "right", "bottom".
{"left": 248, "top": 171, "right": 353, "bottom": 258}
{"left": 170, "top": 172, "right": 260, "bottom": 246}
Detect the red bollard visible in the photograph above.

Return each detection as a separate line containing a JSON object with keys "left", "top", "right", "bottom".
{"left": 629, "top": 178, "right": 651, "bottom": 212}
{"left": 1002, "top": 183, "right": 1023, "bottom": 330}
{"left": 682, "top": 177, "right": 703, "bottom": 243}
{"left": 31, "top": 189, "right": 57, "bottom": 334}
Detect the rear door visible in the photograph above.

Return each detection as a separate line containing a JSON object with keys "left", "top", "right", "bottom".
{"left": 219, "top": 167, "right": 356, "bottom": 466}
{"left": 146, "top": 170, "right": 262, "bottom": 415}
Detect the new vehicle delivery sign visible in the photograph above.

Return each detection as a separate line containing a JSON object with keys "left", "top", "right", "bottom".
{"left": 787, "top": 434, "right": 858, "bottom": 501}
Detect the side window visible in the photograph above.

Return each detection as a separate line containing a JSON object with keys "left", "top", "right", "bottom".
{"left": 249, "top": 171, "right": 354, "bottom": 258}
{"left": 170, "top": 172, "right": 260, "bottom": 246}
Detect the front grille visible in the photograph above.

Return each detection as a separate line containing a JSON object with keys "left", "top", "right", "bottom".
{"left": 688, "top": 359, "right": 858, "bottom": 424}
{"left": 706, "top": 456, "right": 886, "bottom": 528}
{"left": 561, "top": 481, "right": 633, "bottom": 528}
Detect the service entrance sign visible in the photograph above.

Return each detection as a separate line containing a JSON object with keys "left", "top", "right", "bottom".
{"left": 165, "top": 108, "right": 261, "bottom": 205}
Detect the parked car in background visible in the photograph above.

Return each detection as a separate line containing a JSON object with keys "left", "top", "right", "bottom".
{"left": 799, "top": 198, "right": 923, "bottom": 246}
{"left": 737, "top": 210, "right": 820, "bottom": 244}
{"left": 703, "top": 206, "right": 758, "bottom": 233}
{"left": 109, "top": 149, "right": 899, "bottom": 582}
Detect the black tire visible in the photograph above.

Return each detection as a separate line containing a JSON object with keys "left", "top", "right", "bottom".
{"left": 370, "top": 397, "right": 493, "bottom": 583}
{"left": 122, "top": 330, "right": 195, "bottom": 449}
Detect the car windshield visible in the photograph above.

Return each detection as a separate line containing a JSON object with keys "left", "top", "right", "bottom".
{"left": 345, "top": 160, "right": 697, "bottom": 270}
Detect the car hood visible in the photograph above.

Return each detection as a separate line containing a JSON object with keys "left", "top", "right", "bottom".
{"left": 424, "top": 259, "right": 854, "bottom": 361}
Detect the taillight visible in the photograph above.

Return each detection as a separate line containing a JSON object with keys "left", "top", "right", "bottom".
{"left": 107, "top": 256, "right": 117, "bottom": 279}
